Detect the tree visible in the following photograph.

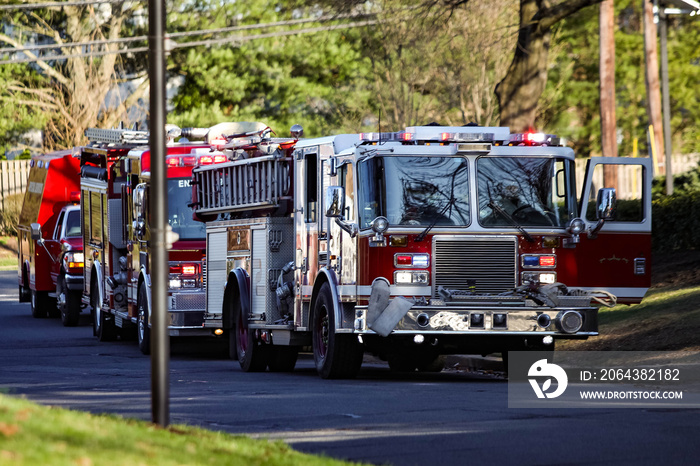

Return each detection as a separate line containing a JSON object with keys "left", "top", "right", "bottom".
{"left": 0, "top": 1, "right": 148, "bottom": 152}
{"left": 539, "top": 0, "right": 700, "bottom": 158}
{"left": 168, "top": 0, "right": 374, "bottom": 136}
{"left": 360, "top": 0, "right": 517, "bottom": 129}
{"left": 0, "top": 63, "right": 48, "bottom": 157}
{"left": 494, "top": 0, "right": 604, "bottom": 132}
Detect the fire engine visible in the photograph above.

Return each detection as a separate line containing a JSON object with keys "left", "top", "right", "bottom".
{"left": 192, "top": 125, "right": 652, "bottom": 378}
{"left": 79, "top": 122, "right": 251, "bottom": 354}
{"left": 17, "top": 150, "right": 85, "bottom": 326}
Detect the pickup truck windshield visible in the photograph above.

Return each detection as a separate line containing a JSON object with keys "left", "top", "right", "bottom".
{"left": 65, "top": 210, "right": 82, "bottom": 237}
{"left": 357, "top": 156, "right": 470, "bottom": 229}
{"left": 168, "top": 178, "right": 206, "bottom": 240}
{"left": 477, "top": 156, "right": 575, "bottom": 228}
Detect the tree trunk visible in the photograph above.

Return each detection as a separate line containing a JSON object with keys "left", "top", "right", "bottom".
{"left": 495, "top": 0, "right": 605, "bottom": 132}
{"left": 643, "top": 0, "right": 665, "bottom": 175}
{"left": 495, "top": 0, "right": 550, "bottom": 132}
{"left": 600, "top": 0, "right": 618, "bottom": 190}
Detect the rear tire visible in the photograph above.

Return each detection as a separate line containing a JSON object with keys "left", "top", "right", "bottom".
{"left": 312, "top": 283, "right": 363, "bottom": 379}
{"left": 30, "top": 289, "right": 50, "bottom": 318}
{"left": 58, "top": 274, "right": 81, "bottom": 327}
{"left": 267, "top": 346, "right": 299, "bottom": 372}
{"left": 93, "top": 281, "right": 117, "bottom": 342}
{"left": 387, "top": 354, "right": 417, "bottom": 372}
{"left": 415, "top": 354, "right": 445, "bottom": 373}
{"left": 137, "top": 284, "right": 151, "bottom": 355}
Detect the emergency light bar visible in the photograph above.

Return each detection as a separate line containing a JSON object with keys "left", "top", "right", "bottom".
{"left": 509, "top": 132, "right": 561, "bottom": 146}
{"left": 407, "top": 125, "right": 511, "bottom": 143}
{"left": 166, "top": 150, "right": 227, "bottom": 167}
{"left": 359, "top": 131, "right": 414, "bottom": 143}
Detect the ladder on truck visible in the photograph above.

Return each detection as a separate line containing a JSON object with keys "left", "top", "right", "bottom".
{"left": 85, "top": 127, "right": 150, "bottom": 145}
{"left": 192, "top": 153, "right": 292, "bottom": 216}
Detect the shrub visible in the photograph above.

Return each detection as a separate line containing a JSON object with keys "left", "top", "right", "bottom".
{"left": 652, "top": 191, "right": 700, "bottom": 252}
{"left": 0, "top": 193, "right": 23, "bottom": 236}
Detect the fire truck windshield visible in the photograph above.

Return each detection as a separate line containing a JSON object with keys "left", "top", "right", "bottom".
{"left": 357, "top": 156, "right": 470, "bottom": 229}
{"left": 477, "top": 157, "right": 575, "bottom": 228}
{"left": 167, "top": 178, "right": 205, "bottom": 240}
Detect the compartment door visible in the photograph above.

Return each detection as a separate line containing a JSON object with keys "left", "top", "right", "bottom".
{"left": 575, "top": 157, "right": 652, "bottom": 303}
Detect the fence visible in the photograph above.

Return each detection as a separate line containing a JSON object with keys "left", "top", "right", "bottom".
{"left": 0, "top": 160, "right": 31, "bottom": 211}
{"left": 575, "top": 153, "right": 699, "bottom": 199}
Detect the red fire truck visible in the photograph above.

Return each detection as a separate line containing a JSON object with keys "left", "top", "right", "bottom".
{"left": 17, "top": 150, "right": 85, "bottom": 326}
{"left": 79, "top": 123, "right": 251, "bottom": 354}
{"left": 192, "top": 125, "right": 652, "bottom": 378}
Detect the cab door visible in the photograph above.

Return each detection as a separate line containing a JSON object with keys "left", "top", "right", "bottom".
{"left": 575, "top": 157, "right": 653, "bottom": 303}
{"left": 293, "top": 146, "right": 320, "bottom": 327}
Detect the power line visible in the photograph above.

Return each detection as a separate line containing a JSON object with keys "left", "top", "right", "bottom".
{"left": 0, "top": 11, "right": 375, "bottom": 55}
{"left": 0, "top": 19, "right": 378, "bottom": 65}
{"left": 0, "top": 1, "right": 136, "bottom": 12}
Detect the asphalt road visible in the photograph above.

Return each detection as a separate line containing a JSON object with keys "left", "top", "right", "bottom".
{"left": 1, "top": 269, "right": 698, "bottom": 465}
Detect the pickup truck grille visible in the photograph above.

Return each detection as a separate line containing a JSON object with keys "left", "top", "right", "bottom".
{"left": 432, "top": 236, "right": 517, "bottom": 296}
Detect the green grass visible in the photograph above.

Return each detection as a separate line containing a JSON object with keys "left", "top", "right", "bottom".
{"left": 0, "top": 257, "right": 16, "bottom": 267}
{"left": 0, "top": 395, "right": 360, "bottom": 466}
{"left": 561, "top": 284, "right": 700, "bottom": 351}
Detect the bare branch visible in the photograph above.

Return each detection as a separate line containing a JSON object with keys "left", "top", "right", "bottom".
{"left": 0, "top": 33, "right": 70, "bottom": 86}
{"left": 539, "top": 0, "right": 604, "bottom": 31}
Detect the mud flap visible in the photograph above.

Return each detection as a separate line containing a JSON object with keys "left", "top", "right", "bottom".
{"left": 367, "top": 279, "right": 413, "bottom": 337}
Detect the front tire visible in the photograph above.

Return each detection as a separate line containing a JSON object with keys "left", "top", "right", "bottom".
{"left": 137, "top": 284, "right": 151, "bottom": 355}
{"left": 312, "top": 283, "right": 363, "bottom": 379}
{"left": 58, "top": 274, "right": 81, "bottom": 327}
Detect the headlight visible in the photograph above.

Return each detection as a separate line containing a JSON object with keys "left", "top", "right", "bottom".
{"left": 567, "top": 218, "right": 586, "bottom": 235}
{"left": 371, "top": 216, "right": 389, "bottom": 234}
{"left": 521, "top": 272, "right": 556, "bottom": 285}
{"left": 394, "top": 270, "right": 429, "bottom": 285}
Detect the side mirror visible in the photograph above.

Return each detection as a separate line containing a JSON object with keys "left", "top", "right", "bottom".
{"left": 325, "top": 186, "right": 345, "bottom": 218}
{"left": 596, "top": 188, "right": 616, "bottom": 220}
{"left": 30, "top": 223, "right": 42, "bottom": 241}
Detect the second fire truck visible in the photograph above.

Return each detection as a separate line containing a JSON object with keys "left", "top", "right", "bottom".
{"left": 192, "top": 124, "right": 652, "bottom": 378}
{"left": 79, "top": 123, "right": 255, "bottom": 353}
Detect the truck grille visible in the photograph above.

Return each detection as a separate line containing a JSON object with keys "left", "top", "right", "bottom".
{"left": 432, "top": 236, "right": 517, "bottom": 295}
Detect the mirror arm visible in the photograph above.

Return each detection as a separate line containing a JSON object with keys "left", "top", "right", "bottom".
{"left": 36, "top": 239, "right": 58, "bottom": 263}
{"left": 334, "top": 216, "right": 358, "bottom": 238}
{"left": 588, "top": 219, "right": 605, "bottom": 240}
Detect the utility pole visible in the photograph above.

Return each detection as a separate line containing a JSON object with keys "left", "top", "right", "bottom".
{"left": 600, "top": 0, "right": 618, "bottom": 190}
{"left": 658, "top": 6, "right": 674, "bottom": 194}
{"left": 148, "top": 0, "right": 169, "bottom": 427}
{"left": 643, "top": 0, "right": 665, "bottom": 175}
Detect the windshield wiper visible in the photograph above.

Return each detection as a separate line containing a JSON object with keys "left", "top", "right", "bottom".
{"left": 416, "top": 196, "right": 456, "bottom": 242}
{"left": 488, "top": 202, "right": 535, "bottom": 243}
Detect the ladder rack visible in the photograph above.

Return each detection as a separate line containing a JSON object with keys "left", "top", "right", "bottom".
{"left": 192, "top": 154, "right": 292, "bottom": 216}
{"left": 85, "top": 127, "right": 150, "bottom": 145}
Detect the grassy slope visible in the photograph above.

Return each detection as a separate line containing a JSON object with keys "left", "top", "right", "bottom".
{"left": 0, "top": 394, "right": 358, "bottom": 466}
{"left": 560, "top": 250, "right": 700, "bottom": 352}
